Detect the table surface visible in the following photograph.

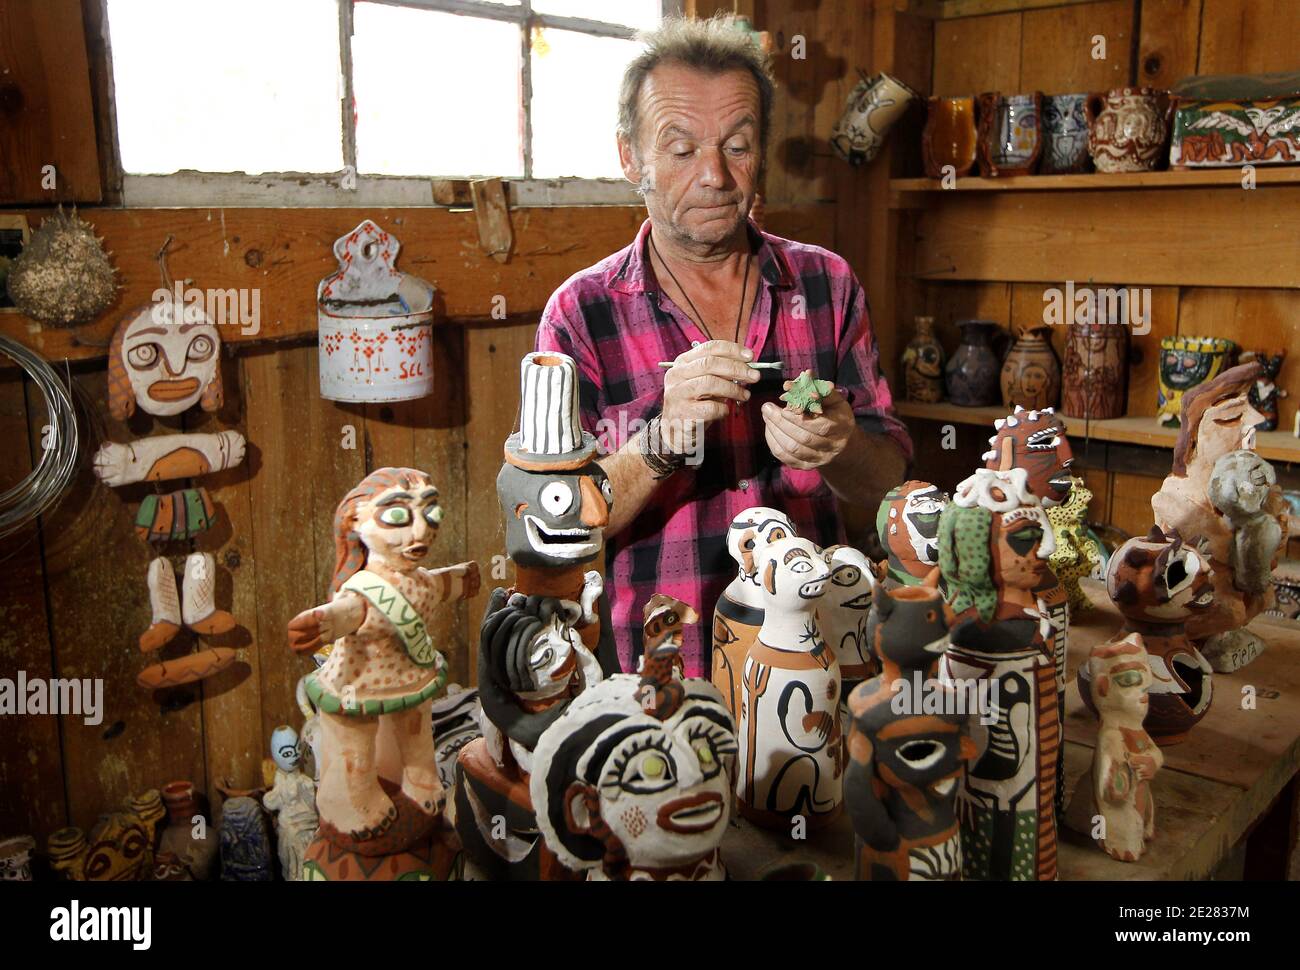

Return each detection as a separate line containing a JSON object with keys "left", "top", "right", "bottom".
{"left": 721, "top": 580, "right": 1300, "bottom": 881}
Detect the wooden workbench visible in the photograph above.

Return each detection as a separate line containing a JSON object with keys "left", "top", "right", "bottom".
{"left": 721, "top": 580, "right": 1300, "bottom": 881}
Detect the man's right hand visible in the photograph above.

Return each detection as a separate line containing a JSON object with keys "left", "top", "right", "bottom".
{"left": 660, "top": 340, "right": 759, "bottom": 453}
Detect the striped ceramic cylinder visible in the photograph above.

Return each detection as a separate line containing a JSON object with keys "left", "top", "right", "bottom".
{"left": 518, "top": 352, "right": 583, "bottom": 457}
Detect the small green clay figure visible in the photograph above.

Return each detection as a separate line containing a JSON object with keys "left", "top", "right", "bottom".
{"left": 782, "top": 370, "right": 834, "bottom": 414}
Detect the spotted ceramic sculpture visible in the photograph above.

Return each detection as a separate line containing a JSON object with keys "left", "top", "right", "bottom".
{"left": 1066, "top": 633, "right": 1162, "bottom": 862}
{"left": 846, "top": 584, "right": 976, "bottom": 880}
{"left": 938, "top": 468, "right": 1060, "bottom": 881}
{"left": 736, "top": 536, "right": 843, "bottom": 829}
{"left": 712, "top": 507, "right": 798, "bottom": 716}
{"left": 1152, "top": 363, "right": 1288, "bottom": 672}
{"left": 1046, "top": 475, "right": 1102, "bottom": 614}
{"left": 876, "top": 481, "right": 947, "bottom": 587}
{"left": 530, "top": 657, "right": 736, "bottom": 881}
{"left": 262, "top": 725, "right": 319, "bottom": 881}
{"left": 288, "top": 467, "right": 477, "bottom": 880}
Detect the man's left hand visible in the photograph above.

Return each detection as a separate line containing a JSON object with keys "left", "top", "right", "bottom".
{"left": 761, "top": 385, "right": 856, "bottom": 471}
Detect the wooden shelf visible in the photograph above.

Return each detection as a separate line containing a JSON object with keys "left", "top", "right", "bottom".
{"left": 896, "top": 400, "right": 1300, "bottom": 463}
{"left": 891, "top": 167, "right": 1300, "bottom": 193}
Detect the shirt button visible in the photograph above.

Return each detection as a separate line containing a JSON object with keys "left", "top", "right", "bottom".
{"left": 738, "top": 479, "right": 750, "bottom": 492}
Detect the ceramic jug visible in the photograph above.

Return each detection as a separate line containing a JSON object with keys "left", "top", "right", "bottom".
{"left": 922, "top": 96, "right": 978, "bottom": 178}
{"left": 977, "top": 92, "right": 1042, "bottom": 176}
{"left": 945, "top": 320, "right": 1001, "bottom": 406}
{"left": 1041, "top": 93, "right": 1090, "bottom": 174}
{"left": 1000, "top": 325, "right": 1061, "bottom": 411}
{"left": 1086, "top": 88, "right": 1172, "bottom": 173}
{"left": 831, "top": 71, "right": 919, "bottom": 167}
{"left": 1062, "top": 322, "right": 1128, "bottom": 419}
{"left": 901, "top": 315, "right": 946, "bottom": 403}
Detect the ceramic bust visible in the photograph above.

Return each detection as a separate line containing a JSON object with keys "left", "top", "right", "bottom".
{"left": 712, "top": 507, "right": 798, "bottom": 717}
{"left": 736, "top": 536, "right": 843, "bottom": 829}
{"left": 1085, "top": 526, "right": 1215, "bottom": 744}
{"left": 262, "top": 725, "right": 319, "bottom": 881}
{"left": 1046, "top": 475, "right": 1102, "bottom": 614}
{"left": 846, "top": 584, "right": 976, "bottom": 880}
{"left": 1152, "top": 362, "right": 1288, "bottom": 671}
{"left": 876, "top": 481, "right": 947, "bottom": 587}
{"left": 288, "top": 467, "right": 476, "bottom": 880}
{"left": 0, "top": 836, "right": 36, "bottom": 881}
{"left": 1066, "top": 633, "right": 1162, "bottom": 862}
{"left": 219, "top": 797, "right": 274, "bottom": 881}
{"left": 530, "top": 658, "right": 736, "bottom": 881}
{"left": 938, "top": 468, "right": 1060, "bottom": 881}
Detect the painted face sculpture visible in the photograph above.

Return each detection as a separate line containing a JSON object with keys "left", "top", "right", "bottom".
{"left": 271, "top": 725, "right": 302, "bottom": 773}
{"left": 47, "top": 811, "right": 157, "bottom": 882}
{"left": 1157, "top": 336, "right": 1235, "bottom": 427}
{"left": 819, "top": 545, "right": 877, "bottom": 683}
{"left": 531, "top": 673, "right": 737, "bottom": 881}
{"left": 876, "top": 481, "right": 947, "bottom": 585}
{"left": 108, "top": 298, "right": 223, "bottom": 420}
{"left": 982, "top": 406, "right": 1074, "bottom": 507}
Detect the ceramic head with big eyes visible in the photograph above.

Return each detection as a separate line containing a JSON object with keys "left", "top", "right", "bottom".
{"left": 982, "top": 406, "right": 1074, "bottom": 506}
{"left": 725, "top": 507, "right": 797, "bottom": 579}
{"left": 107, "top": 300, "right": 223, "bottom": 420}
{"left": 876, "top": 481, "right": 948, "bottom": 583}
{"left": 497, "top": 460, "right": 612, "bottom": 569}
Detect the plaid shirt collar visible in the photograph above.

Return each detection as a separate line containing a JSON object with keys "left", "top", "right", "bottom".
{"left": 606, "top": 218, "right": 797, "bottom": 297}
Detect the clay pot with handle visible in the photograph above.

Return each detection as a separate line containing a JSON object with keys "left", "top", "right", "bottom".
{"left": 1086, "top": 88, "right": 1173, "bottom": 173}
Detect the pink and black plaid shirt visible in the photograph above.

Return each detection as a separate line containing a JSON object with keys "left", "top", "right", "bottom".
{"left": 536, "top": 218, "right": 912, "bottom": 677}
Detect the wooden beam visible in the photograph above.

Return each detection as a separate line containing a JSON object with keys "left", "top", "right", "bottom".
{"left": 938, "top": 0, "right": 1108, "bottom": 18}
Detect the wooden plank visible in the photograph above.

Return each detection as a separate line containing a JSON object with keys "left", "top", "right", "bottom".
{"left": 0, "top": 206, "right": 649, "bottom": 363}
{"left": 931, "top": 8, "right": 1022, "bottom": 96}
{"left": 891, "top": 167, "right": 1300, "bottom": 191}
{"left": 764, "top": 0, "right": 821, "bottom": 203}
{"left": 0, "top": 0, "right": 101, "bottom": 203}
{"left": 1107, "top": 470, "right": 1160, "bottom": 537}
{"left": 1080, "top": 466, "right": 1112, "bottom": 523}
{"left": 1196, "top": 0, "right": 1300, "bottom": 75}
{"left": 0, "top": 372, "right": 68, "bottom": 843}
{"left": 912, "top": 184, "right": 1300, "bottom": 288}
{"left": 941, "top": 0, "right": 1109, "bottom": 16}
{"left": 1125, "top": 287, "right": 1179, "bottom": 419}
{"left": 1018, "top": 0, "right": 1131, "bottom": 94}
{"left": 1137, "top": 0, "right": 1203, "bottom": 89}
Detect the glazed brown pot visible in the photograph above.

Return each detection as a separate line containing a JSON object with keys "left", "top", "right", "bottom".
{"left": 1061, "top": 322, "right": 1128, "bottom": 419}
{"left": 922, "top": 96, "right": 978, "bottom": 178}
{"left": 1000, "top": 325, "right": 1061, "bottom": 410}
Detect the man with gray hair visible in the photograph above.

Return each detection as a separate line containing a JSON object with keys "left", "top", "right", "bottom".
{"left": 536, "top": 15, "right": 911, "bottom": 678}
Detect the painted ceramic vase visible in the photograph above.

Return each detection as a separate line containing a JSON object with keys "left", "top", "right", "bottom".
{"left": 736, "top": 536, "right": 843, "bottom": 829}
{"left": 1086, "top": 88, "right": 1172, "bottom": 173}
{"left": 977, "top": 92, "right": 1043, "bottom": 176}
{"left": 1000, "top": 325, "right": 1061, "bottom": 411}
{"left": 945, "top": 320, "right": 1001, "bottom": 406}
{"left": 830, "top": 71, "right": 919, "bottom": 167}
{"left": 1242, "top": 350, "right": 1286, "bottom": 431}
{"left": 846, "top": 585, "right": 976, "bottom": 880}
{"left": 876, "top": 480, "right": 948, "bottom": 587}
{"left": 0, "top": 835, "right": 35, "bottom": 880}
{"left": 921, "top": 96, "right": 979, "bottom": 178}
{"left": 1041, "top": 93, "right": 1092, "bottom": 174}
{"left": 317, "top": 220, "right": 436, "bottom": 402}
{"left": 47, "top": 796, "right": 163, "bottom": 882}
{"left": 1062, "top": 321, "right": 1128, "bottom": 419}
{"left": 901, "top": 315, "right": 946, "bottom": 403}
{"left": 1083, "top": 527, "right": 1215, "bottom": 745}
{"left": 159, "top": 780, "right": 219, "bottom": 880}
{"left": 1157, "top": 335, "right": 1236, "bottom": 427}
{"left": 1170, "top": 95, "right": 1300, "bottom": 167}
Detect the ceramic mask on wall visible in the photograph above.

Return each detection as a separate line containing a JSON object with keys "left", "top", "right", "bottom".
{"left": 107, "top": 298, "right": 223, "bottom": 419}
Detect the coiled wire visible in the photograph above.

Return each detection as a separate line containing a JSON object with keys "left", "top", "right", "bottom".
{"left": 0, "top": 335, "right": 80, "bottom": 538}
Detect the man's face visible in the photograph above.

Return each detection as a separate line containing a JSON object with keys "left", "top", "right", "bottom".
{"left": 620, "top": 62, "right": 761, "bottom": 247}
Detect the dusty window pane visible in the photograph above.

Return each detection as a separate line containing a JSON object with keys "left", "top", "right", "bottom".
{"left": 107, "top": 0, "right": 343, "bottom": 175}
{"left": 531, "top": 29, "right": 640, "bottom": 179}
{"left": 353, "top": 4, "right": 523, "bottom": 177}
{"left": 533, "top": 0, "right": 661, "bottom": 30}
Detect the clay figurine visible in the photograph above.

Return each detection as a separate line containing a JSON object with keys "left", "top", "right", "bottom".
{"left": 1152, "top": 363, "right": 1288, "bottom": 671}
{"left": 0, "top": 836, "right": 36, "bottom": 881}
{"left": 1045, "top": 475, "right": 1102, "bottom": 614}
{"left": 1156, "top": 335, "right": 1236, "bottom": 427}
{"left": 531, "top": 665, "right": 736, "bottom": 881}
{"left": 219, "top": 796, "right": 274, "bottom": 881}
{"left": 901, "top": 316, "right": 946, "bottom": 403}
{"left": 736, "top": 536, "right": 842, "bottom": 829}
{"left": 158, "top": 780, "right": 219, "bottom": 880}
{"left": 712, "top": 507, "right": 799, "bottom": 716}
{"left": 1000, "top": 325, "right": 1061, "bottom": 411}
{"left": 289, "top": 467, "right": 477, "bottom": 880}
{"left": 1241, "top": 350, "right": 1287, "bottom": 431}
{"left": 817, "top": 545, "right": 878, "bottom": 717}
{"left": 781, "top": 369, "right": 834, "bottom": 414}
{"left": 262, "top": 725, "right": 319, "bottom": 881}
{"left": 846, "top": 584, "right": 976, "bottom": 880}
{"left": 1066, "top": 633, "right": 1162, "bottom": 862}
{"left": 47, "top": 791, "right": 164, "bottom": 881}
{"left": 876, "top": 481, "right": 947, "bottom": 587}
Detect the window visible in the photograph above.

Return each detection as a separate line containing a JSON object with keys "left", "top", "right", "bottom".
{"left": 105, "top": 0, "right": 676, "bottom": 202}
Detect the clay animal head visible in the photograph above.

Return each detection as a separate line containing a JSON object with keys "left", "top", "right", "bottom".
{"left": 331, "top": 467, "right": 442, "bottom": 592}
{"left": 868, "top": 584, "right": 955, "bottom": 674}
{"left": 876, "top": 481, "right": 947, "bottom": 583}
{"left": 531, "top": 675, "right": 736, "bottom": 879}
{"left": 1208, "top": 450, "right": 1276, "bottom": 522}
{"left": 1171, "top": 362, "right": 1264, "bottom": 476}
{"left": 1087, "top": 632, "right": 1152, "bottom": 721}
{"left": 982, "top": 406, "right": 1074, "bottom": 506}
{"left": 270, "top": 724, "right": 302, "bottom": 773}
{"left": 758, "top": 536, "right": 832, "bottom": 617}
{"left": 107, "top": 299, "right": 223, "bottom": 420}
{"left": 725, "top": 506, "right": 797, "bottom": 581}
{"left": 1107, "top": 526, "right": 1214, "bottom": 624}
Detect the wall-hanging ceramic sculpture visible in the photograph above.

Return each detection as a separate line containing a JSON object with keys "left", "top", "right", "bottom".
{"left": 1152, "top": 363, "right": 1287, "bottom": 671}
{"left": 1046, "top": 475, "right": 1102, "bottom": 614}
{"left": 1041, "top": 93, "right": 1092, "bottom": 173}
{"left": 1241, "top": 349, "right": 1287, "bottom": 431}
{"left": 876, "top": 481, "right": 948, "bottom": 587}
{"left": 262, "top": 725, "right": 318, "bottom": 881}
{"left": 1084, "top": 527, "right": 1215, "bottom": 744}
{"left": 1170, "top": 95, "right": 1300, "bottom": 167}
{"left": 219, "top": 797, "right": 274, "bottom": 881}
{"left": 938, "top": 468, "right": 1060, "bottom": 881}
{"left": 1061, "top": 321, "right": 1128, "bottom": 420}
{"left": 317, "top": 220, "right": 436, "bottom": 403}
{"left": 1000, "top": 324, "right": 1061, "bottom": 411}
{"left": 157, "top": 780, "right": 218, "bottom": 880}
{"left": 945, "top": 320, "right": 1001, "bottom": 406}
{"left": 830, "top": 71, "right": 918, "bottom": 167}
{"left": 530, "top": 651, "right": 736, "bottom": 880}
{"left": 92, "top": 282, "right": 247, "bottom": 691}
{"left": 47, "top": 791, "right": 163, "bottom": 881}
{"left": 977, "top": 92, "right": 1043, "bottom": 176}
{"left": 901, "top": 315, "right": 946, "bottom": 403}
{"left": 1157, "top": 335, "right": 1236, "bottom": 427}
{"left": 1066, "top": 634, "right": 1162, "bottom": 862}
{"left": 5, "top": 207, "right": 118, "bottom": 326}
{"left": 846, "top": 584, "right": 976, "bottom": 880}
{"left": 0, "top": 835, "right": 36, "bottom": 881}
{"left": 736, "top": 536, "right": 843, "bottom": 829}
{"left": 922, "top": 96, "right": 979, "bottom": 178}
{"left": 1087, "top": 88, "right": 1172, "bottom": 173}
{"left": 288, "top": 467, "right": 476, "bottom": 881}
{"left": 712, "top": 507, "right": 798, "bottom": 717}
{"left": 454, "top": 352, "right": 616, "bottom": 880}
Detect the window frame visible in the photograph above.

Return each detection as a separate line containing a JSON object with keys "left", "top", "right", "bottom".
{"left": 106, "top": 0, "right": 682, "bottom": 207}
